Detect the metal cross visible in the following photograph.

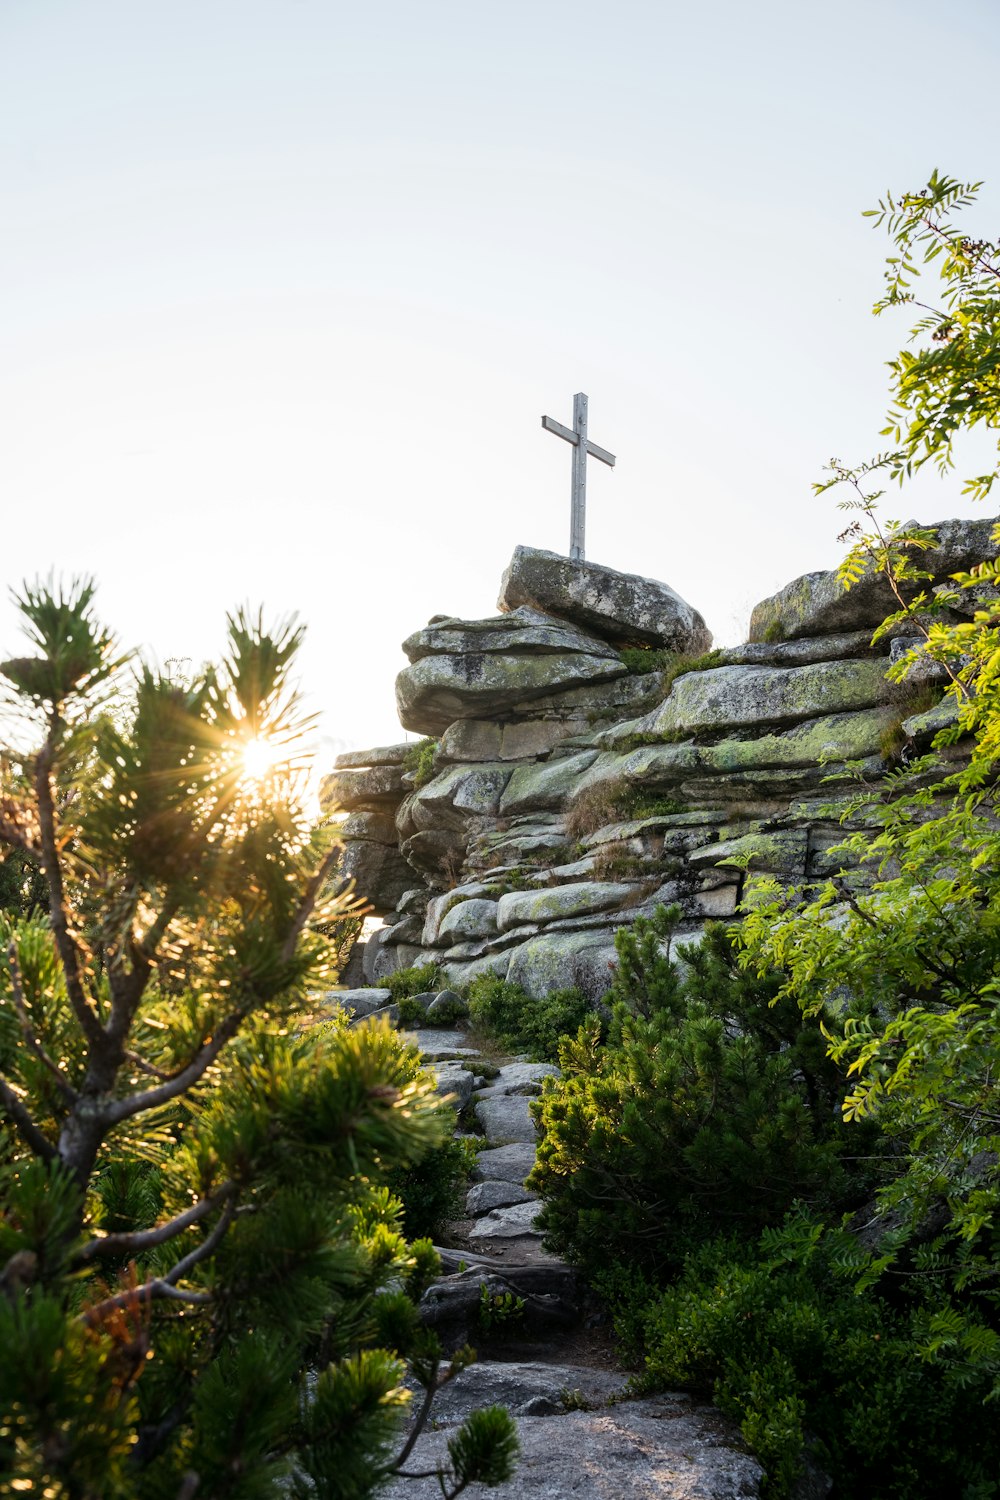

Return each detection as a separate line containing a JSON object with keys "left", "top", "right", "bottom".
{"left": 541, "top": 393, "right": 616, "bottom": 562}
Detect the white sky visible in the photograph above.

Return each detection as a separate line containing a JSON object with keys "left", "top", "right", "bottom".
{"left": 3, "top": 0, "right": 999, "bottom": 761}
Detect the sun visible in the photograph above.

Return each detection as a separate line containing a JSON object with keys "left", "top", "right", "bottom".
{"left": 239, "top": 735, "right": 282, "bottom": 784}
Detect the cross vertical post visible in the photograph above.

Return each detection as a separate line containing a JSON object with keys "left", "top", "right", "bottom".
{"left": 541, "top": 393, "right": 616, "bottom": 563}
{"left": 570, "top": 392, "right": 588, "bottom": 562}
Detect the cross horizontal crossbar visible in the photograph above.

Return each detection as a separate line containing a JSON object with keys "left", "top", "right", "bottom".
{"left": 541, "top": 415, "right": 616, "bottom": 467}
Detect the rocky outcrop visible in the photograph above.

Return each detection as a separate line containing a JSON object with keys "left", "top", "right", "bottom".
{"left": 499, "top": 544, "right": 712, "bottom": 652}
{"left": 749, "top": 515, "right": 998, "bottom": 642}
{"left": 380, "top": 1363, "right": 765, "bottom": 1499}
{"left": 330, "top": 525, "right": 985, "bottom": 994}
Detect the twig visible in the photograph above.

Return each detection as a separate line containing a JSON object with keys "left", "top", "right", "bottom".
{"left": 81, "top": 1201, "right": 234, "bottom": 1325}
{"left": 0, "top": 1072, "right": 56, "bottom": 1160}
{"left": 74, "top": 1181, "right": 237, "bottom": 1265}
{"left": 34, "top": 733, "right": 103, "bottom": 1046}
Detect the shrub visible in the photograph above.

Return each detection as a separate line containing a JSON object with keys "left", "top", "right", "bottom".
{"left": 386, "top": 961, "right": 442, "bottom": 1000}
{"left": 466, "top": 974, "right": 594, "bottom": 1062}
{"left": 387, "top": 1132, "right": 478, "bottom": 1241}
{"left": 565, "top": 780, "right": 684, "bottom": 841}
{"left": 528, "top": 909, "right": 872, "bottom": 1279}
{"left": 623, "top": 1217, "right": 1000, "bottom": 1499}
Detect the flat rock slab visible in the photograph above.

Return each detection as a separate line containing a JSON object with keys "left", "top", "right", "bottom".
{"left": 432, "top": 1062, "right": 474, "bottom": 1108}
{"left": 380, "top": 1362, "right": 763, "bottom": 1499}
{"left": 402, "top": 1029, "right": 477, "bottom": 1059}
{"left": 466, "top": 1180, "right": 537, "bottom": 1215}
{"left": 323, "top": 987, "right": 391, "bottom": 1017}
{"left": 475, "top": 1094, "right": 538, "bottom": 1144}
{"left": 492, "top": 1061, "right": 560, "bottom": 1096}
{"left": 472, "top": 1142, "right": 538, "bottom": 1184}
{"left": 469, "top": 1199, "right": 543, "bottom": 1241}
{"left": 498, "top": 544, "right": 713, "bottom": 653}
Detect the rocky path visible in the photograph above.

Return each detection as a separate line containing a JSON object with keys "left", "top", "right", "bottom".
{"left": 337, "top": 993, "right": 769, "bottom": 1499}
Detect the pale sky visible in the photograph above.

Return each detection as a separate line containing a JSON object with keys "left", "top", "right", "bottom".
{"left": 3, "top": 0, "right": 999, "bottom": 761}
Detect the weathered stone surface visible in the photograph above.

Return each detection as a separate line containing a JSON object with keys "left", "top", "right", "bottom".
{"left": 591, "top": 707, "right": 898, "bottom": 786}
{"left": 472, "top": 1142, "right": 538, "bottom": 1183}
{"left": 422, "top": 882, "right": 503, "bottom": 944}
{"left": 337, "top": 808, "right": 400, "bottom": 844}
{"left": 402, "top": 1030, "right": 478, "bottom": 1060}
{"left": 690, "top": 829, "right": 809, "bottom": 876}
{"left": 493, "top": 1061, "right": 560, "bottom": 1094}
{"left": 499, "top": 751, "right": 599, "bottom": 815}
{"left": 466, "top": 1180, "right": 537, "bottom": 1214}
{"left": 407, "top": 763, "right": 514, "bottom": 826}
{"left": 903, "top": 696, "right": 962, "bottom": 742}
{"left": 633, "top": 658, "right": 890, "bottom": 739}
{"left": 403, "top": 606, "right": 621, "bottom": 663}
{"left": 505, "top": 930, "right": 619, "bottom": 1001}
{"left": 468, "top": 1198, "right": 543, "bottom": 1240}
{"left": 719, "top": 630, "right": 881, "bottom": 667}
{"left": 431, "top": 1061, "right": 474, "bottom": 1108}
{"left": 438, "top": 718, "right": 581, "bottom": 763}
{"left": 333, "top": 742, "right": 411, "bottom": 769}
{"left": 336, "top": 839, "right": 416, "bottom": 915}
{"left": 475, "top": 1094, "right": 538, "bottom": 1144}
{"left": 380, "top": 1361, "right": 764, "bottom": 1500}
{"left": 497, "top": 882, "right": 635, "bottom": 931}
{"left": 324, "top": 987, "right": 391, "bottom": 1018}
{"left": 426, "top": 989, "right": 471, "bottom": 1021}
{"left": 321, "top": 762, "right": 406, "bottom": 811}
{"left": 438, "top": 898, "right": 500, "bottom": 946}
{"left": 396, "top": 647, "right": 627, "bottom": 736}
{"left": 499, "top": 545, "right": 713, "bottom": 652}
{"left": 748, "top": 516, "right": 998, "bottom": 642}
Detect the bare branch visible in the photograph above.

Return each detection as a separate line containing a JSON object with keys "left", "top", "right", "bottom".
{"left": 34, "top": 737, "right": 103, "bottom": 1047}
{"left": 74, "top": 1180, "right": 237, "bottom": 1266}
{"left": 124, "top": 1049, "right": 174, "bottom": 1081}
{"left": 0, "top": 1072, "right": 56, "bottom": 1160}
{"left": 7, "top": 940, "right": 78, "bottom": 1103}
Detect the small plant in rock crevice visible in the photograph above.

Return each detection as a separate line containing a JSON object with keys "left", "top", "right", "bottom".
{"left": 404, "top": 737, "right": 439, "bottom": 789}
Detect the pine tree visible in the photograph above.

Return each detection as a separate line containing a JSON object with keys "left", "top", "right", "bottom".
{"left": 0, "top": 580, "right": 516, "bottom": 1499}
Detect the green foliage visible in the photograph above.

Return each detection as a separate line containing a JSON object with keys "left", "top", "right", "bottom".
{"left": 622, "top": 1216, "right": 1000, "bottom": 1499}
{"left": 0, "top": 582, "right": 514, "bottom": 1498}
{"left": 476, "top": 1285, "right": 526, "bottom": 1336}
{"left": 619, "top": 646, "right": 723, "bottom": 686}
{"left": 529, "top": 909, "right": 869, "bottom": 1280}
{"left": 385, "top": 962, "right": 441, "bottom": 1000}
{"left": 387, "top": 1132, "right": 478, "bottom": 1241}
{"left": 466, "top": 973, "right": 594, "bottom": 1062}
{"left": 0, "top": 847, "right": 48, "bottom": 918}
{"left": 865, "top": 170, "right": 1000, "bottom": 499}
{"left": 403, "top": 737, "right": 438, "bottom": 789}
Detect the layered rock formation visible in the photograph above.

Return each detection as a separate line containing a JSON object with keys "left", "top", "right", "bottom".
{"left": 326, "top": 530, "right": 989, "bottom": 996}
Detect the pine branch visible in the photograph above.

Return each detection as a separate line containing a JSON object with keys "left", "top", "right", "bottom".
{"left": 81, "top": 1200, "right": 234, "bottom": 1325}
{"left": 280, "top": 844, "right": 344, "bottom": 964}
{"left": 7, "top": 939, "right": 78, "bottom": 1103}
{"left": 103, "top": 1008, "right": 248, "bottom": 1125}
{"left": 74, "top": 1180, "right": 237, "bottom": 1265}
{"left": 34, "top": 734, "right": 103, "bottom": 1047}
{"left": 0, "top": 1071, "right": 56, "bottom": 1160}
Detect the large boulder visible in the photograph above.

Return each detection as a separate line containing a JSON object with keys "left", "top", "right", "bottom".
{"left": 749, "top": 515, "right": 998, "bottom": 642}
{"left": 395, "top": 611, "right": 628, "bottom": 736}
{"left": 402, "top": 606, "right": 622, "bottom": 664}
{"left": 498, "top": 545, "right": 712, "bottom": 652}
